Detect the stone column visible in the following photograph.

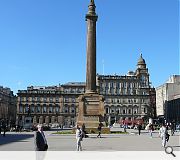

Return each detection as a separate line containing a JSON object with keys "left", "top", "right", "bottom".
{"left": 85, "top": 0, "right": 98, "bottom": 93}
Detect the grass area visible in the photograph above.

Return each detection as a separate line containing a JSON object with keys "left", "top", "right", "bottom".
{"left": 110, "top": 131, "right": 129, "bottom": 134}
{"left": 52, "top": 131, "right": 128, "bottom": 134}
{"left": 52, "top": 131, "right": 73, "bottom": 134}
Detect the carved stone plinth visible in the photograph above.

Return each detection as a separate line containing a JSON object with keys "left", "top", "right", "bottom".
{"left": 77, "top": 93, "right": 105, "bottom": 128}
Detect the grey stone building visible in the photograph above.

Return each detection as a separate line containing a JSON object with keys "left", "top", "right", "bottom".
{"left": 165, "top": 98, "right": 180, "bottom": 124}
{"left": 16, "top": 55, "right": 155, "bottom": 128}
{"left": 156, "top": 75, "right": 180, "bottom": 117}
{"left": 0, "top": 86, "right": 16, "bottom": 126}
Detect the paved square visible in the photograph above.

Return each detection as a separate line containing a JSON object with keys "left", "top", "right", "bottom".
{"left": 0, "top": 130, "right": 179, "bottom": 151}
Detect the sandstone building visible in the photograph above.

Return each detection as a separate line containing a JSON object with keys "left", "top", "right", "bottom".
{"left": 16, "top": 55, "right": 155, "bottom": 128}
{"left": 0, "top": 86, "right": 16, "bottom": 126}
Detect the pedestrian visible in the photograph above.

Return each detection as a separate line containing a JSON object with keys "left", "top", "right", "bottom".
{"left": 170, "top": 122, "right": 175, "bottom": 136}
{"left": 137, "top": 123, "right": 142, "bottom": 135}
{"left": 97, "top": 123, "right": 102, "bottom": 138}
{"left": 2, "top": 121, "right": 6, "bottom": 137}
{"left": 0, "top": 123, "right": 1, "bottom": 135}
{"left": 76, "top": 125, "right": 83, "bottom": 151}
{"left": 149, "top": 123, "right": 154, "bottom": 138}
{"left": 82, "top": 123, "right": 88, "bottom": 138}
{"left": 159, "top": 124, "right": 168, "bottom": 147}
{"left": 34, "top": 124, "right": 48, "bottom": 151}
{"left": 123, "top": 123, "right": 127, "bottom": 132}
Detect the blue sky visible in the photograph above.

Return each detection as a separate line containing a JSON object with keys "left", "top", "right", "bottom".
{"left": 0, "top": 0, "right": 179, "bottom": 94}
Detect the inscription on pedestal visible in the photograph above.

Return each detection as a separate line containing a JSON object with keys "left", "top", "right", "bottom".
{"left": 84, "top": 116, "right": 99, "bottom": 121}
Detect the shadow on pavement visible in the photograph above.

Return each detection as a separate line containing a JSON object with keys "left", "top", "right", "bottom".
{"left": 172, "top": 146, "right": 180, "bottom": 148}
{"left": 0, "top": 133, "right": 34, "bottom": 146}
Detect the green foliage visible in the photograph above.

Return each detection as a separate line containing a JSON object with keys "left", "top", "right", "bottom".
{"left": 110, "top": 131, "right": 128, "bottom": 134}
{"left": 52, "top": 131, "right": 73, "bottom": 134}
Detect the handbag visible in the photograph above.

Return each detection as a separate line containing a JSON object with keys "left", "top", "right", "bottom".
{"left": 44, "top": 144, "right": 48, "bottom": 151}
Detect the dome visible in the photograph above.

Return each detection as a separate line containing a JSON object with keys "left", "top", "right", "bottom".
{"left": 137, "top": 54, "right": 146, "bottom": 65}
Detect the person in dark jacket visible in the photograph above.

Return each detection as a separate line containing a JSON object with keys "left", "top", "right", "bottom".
{"left": 97, "top": 124, "right": 102, "bottom": 138}
{"left": 34, "top": 124, "right": 48, "bottom": 151}
{"left": 2, "top": 120, "right": 6, "bottom": 137}
{"left": 137, "top": 123, "right": 142, "bottom": 135}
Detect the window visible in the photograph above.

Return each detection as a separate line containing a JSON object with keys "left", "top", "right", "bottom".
{"left": 32, "top": 97, "right": 35, "bottom": 102}
{"left": 123, "top": 109, "right": 126, "bottom": 114}
{"left": 19, "top": 105, "right": 23, "bottom": 113}
{"left": 36, "top": 104, "right": 41, "bottom": 113}
{"left": 56, "top": 105, "right": 59, "bottom": 113}
{"left": 72, "top": 97, "right": 76, "bottom": 103}
{"left": 117, "top": 83, "right": 120, "bottom": 88}
{"left": 37, "top": 97, "right": 40, "bottom": 102}
{"left": 144, "top": 108, "right": 146, "bottom": 113}
{"left": 106, "top": 108, "right": 109, "bottom": 114}
{"left": 117, "top": 110, "right": 119, "bottom": 114}
{"left": 43, "top": 97, "right": 47, "bottom": 102}
{"left": 49, "top": 97, "right": 53, "bottom": 102}
{"left": 31, "top": 104, "right": 34, "bottom": 113}
{"left": 106, "top": 82, "right": 109, "bottom": 87}
{"left": 110, "top": 88, "right": 114, "bottom": 94}
{"left": 49, "top": 104, "right": 53, "bottom": 113}
{"left": 56, "top": 97, "right": 59, "bottom": 102}
{"left": 65, "top": 108, "right": 68, "bottom": 113}
{"left": 25, "top": 104, "right": 29, "bottom": 113}
{"left": 43, "top": 104, "right": 47, "bottom": 113}
{"left": 19, "top": 97, "right": 23, "bottom": 102}
{"left": 128, "top": 109, "right": 131, "bottom": 114}
{"left": 105, "top": 88, "right": 108, "bottom": 94}
{"left": 65, "top": 97, "right": 68, "bottom": 103}
{"left": 127, "top": 88, "right": 131, "bottom": 95}
{"left": 123, "top": 82, "right": 126, "bottom": 88}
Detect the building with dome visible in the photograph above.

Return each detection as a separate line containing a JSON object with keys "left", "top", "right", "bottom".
{"left": 97, "top": 54, "right": 156, "bottom": 125}
{"left": 16, "top": 54, "right": 156, "bottom": 128}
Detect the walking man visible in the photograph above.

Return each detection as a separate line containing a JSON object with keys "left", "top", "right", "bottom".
{"left": 34, "top": 124, "right": 48, "bottom": 151}
{"left": 137, "top": 123, "right": 142, "bottom": 135}
{"left": 2, "top": 120, "right": 6, "bottom": 137}
{"left": 97, "top": 123, "right": 102, "bottom": 138}
{"left": 76, "top": 125, "right": 83, "bottom": 151}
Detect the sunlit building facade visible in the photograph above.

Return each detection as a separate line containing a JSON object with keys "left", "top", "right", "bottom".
{"left": 16, "top": 55, "right": 155, "bottom": 128}
{"left": 0, "top": 86, "right": 16, "bottom": 126}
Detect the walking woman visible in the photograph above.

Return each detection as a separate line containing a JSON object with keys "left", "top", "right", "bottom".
{"left": 159, "top": 124, "right": 168, "bottom": 147}
{"left": 76, "top": 125, "right": 83, "bottom": 151}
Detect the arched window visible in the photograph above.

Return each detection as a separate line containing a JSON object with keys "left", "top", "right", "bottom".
{"left": 31, "top": 104, "right": 34, "bottom": 113}
{"left": 43, "top": 104, "right": 47, "bottom": 113}
{"left": 49, "top": 104, "right": 53, "bottom": 113}
{"left": 19, "top": 104, "right": 23, "bottom": 113}
{"left": 55, "top": 105, "right": 59, "bottom": 113}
